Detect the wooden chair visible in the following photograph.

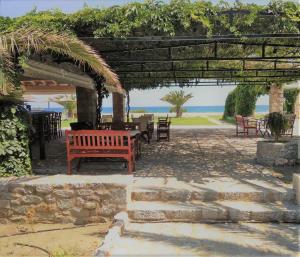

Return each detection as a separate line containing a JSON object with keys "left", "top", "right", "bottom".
{"left": 235, "top": 115, "right": 258, "bottom": 137}
{"left": 157, "top": 116, "right": 171, "bottom": 141}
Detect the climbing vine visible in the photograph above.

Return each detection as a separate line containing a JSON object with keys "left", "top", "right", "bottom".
{"left": 0, "top": 99, "right": 32, "bottom": 176}
{"left": 223, "top": 84, "right": 268, "bottom": 118}
{"left": 284, "top": 88, "right": 300, "bottom": 113}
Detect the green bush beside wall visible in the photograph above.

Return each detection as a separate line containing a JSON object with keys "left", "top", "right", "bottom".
{"left": 0, "top": 101, "right": 31, "bottom": 177}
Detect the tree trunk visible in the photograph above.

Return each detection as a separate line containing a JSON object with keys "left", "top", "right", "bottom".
{"left": 176, "top": 106, "right": 182, "bottom": 118}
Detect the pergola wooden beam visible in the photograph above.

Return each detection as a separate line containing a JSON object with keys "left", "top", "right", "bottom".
{"left": 21, "top": 80, "right": 75, "bottom": 95}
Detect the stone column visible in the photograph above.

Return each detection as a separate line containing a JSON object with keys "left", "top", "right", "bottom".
{"left": 269, "top": 84, "right": 284, "bottom": 113}
{"left": 76, "top": 87, "right": 97, "bottom": 126}
{"left": 113, "top": 92, "right": 125, "bottom": 122}
{"left": 293, "top": 93, "right": 300, "bottom": 159}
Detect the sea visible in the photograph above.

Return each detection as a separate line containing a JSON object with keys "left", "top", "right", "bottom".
{"left": 35, "top": 105, "right": 269, "bottom": 114}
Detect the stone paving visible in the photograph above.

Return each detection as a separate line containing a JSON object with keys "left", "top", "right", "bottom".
{"left": 135, "top": 129, "right": 299, "bottom": 184}
{"left": 110, "top": 222, "right": 300, "bottom": 257}
{"left": 32, "top": 128, "right": 299, "bottom": 184}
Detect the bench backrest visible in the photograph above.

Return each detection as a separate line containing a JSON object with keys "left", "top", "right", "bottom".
{"left": 66, "top": 130, "right": 132, "bottom": 150}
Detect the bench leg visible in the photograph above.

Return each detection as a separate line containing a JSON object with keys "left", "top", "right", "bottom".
{"left": 67, "top": 159, "right": 72, "bottom": 175}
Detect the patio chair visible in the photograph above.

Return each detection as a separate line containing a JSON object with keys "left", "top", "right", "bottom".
{"left": 157, "top": 116, "right": 171, "bottom": 141}
{"left": 257, "top": 118, "right": 271, "bottom": 138}
{"left": 70, "top": 121, "right": 93, "bottom": 130}
{"left": 235, "top": 115, "right": 258, "bottom": 137}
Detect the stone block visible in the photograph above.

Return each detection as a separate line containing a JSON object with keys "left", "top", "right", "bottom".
{"left": 293, "top": 174, "right": 300, "bottom": 205}
{"left": 0, "top": 200, "right": 10, "bottom": 209}
{"left": 129, "top": 210, "right": 166, "bottom": 221}
{"left": 36, "top": 185, "right": 52, "bottom": 195}
{"left": 57, "top": 199, "right": 74, "bottom": 210}
{"left": 84, "top": 202, "right": 97, "bottom": 209}
{"left": 12, "top": 206, "right": 28, "bottom": 215}
{"left": 71, "top": 207, "right": 90, "bottom": 218}
{"left": 257, "top": 141, "right": 298, "bottom": 166}
{"left": 87, "top": 216, "right": 107, "bottom": 223}
{"left": 161, "top": 190, "right": 191, "bottom": 202}
{"left": 10, "top": 216, "right": 27, "bottom": 223}
{"left": 8, "top": 185, "right": 26, "bottom": 195}
{"left": 202, "top": 205, "right": 227, "bottom": 221}
{"left": 77, "top": 189, "right": 94, "bottom": 196}
{"left": 0, "top": 218, "right": 9, "bottom": 224}
{"left": 44, "top": 195, "right": 56, "bottom": 204}
{"left": 165, "top": 210, "right": 202, "bottom": 221}
{"left": 229, "top": 209, "right": 251, "bottom": 221}
{"left": 21, "top": 195, "right": 43, "bottom": 205}
{"left": 53, "top": 190, "right": 74, "bottom": 198}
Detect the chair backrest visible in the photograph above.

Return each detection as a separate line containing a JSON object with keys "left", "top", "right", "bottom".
{"left": 70, "top": 121, "right": 93, "bottom": 130}
{"left": 143, "top": 114, "right": 154, "bottom": 122}
{"left": 235, "top": 115, "right": 245, "bottom": 127}
{"left": 66, "top": 130, "right": 131, "bottom": 149}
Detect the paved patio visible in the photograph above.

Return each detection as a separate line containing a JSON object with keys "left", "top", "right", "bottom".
{"left": 32, "top": 128, "right": 299, "bottom": 185}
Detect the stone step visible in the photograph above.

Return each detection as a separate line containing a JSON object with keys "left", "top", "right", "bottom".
{"left": 128, "top": 200, "right": 299, "bottom": 223}
{"left": 131, "top": 187, "right": 294, "bottom": 203}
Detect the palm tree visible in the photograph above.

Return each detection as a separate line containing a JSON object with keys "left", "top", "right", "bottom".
{"left": 161, "top": 90, "right": 193, "bottom": 118}
{"left": 52, "top": 94, "right": 77, "bottom": 119}
{"left": 0, "top": 27, "right": 121, "bottom": 96}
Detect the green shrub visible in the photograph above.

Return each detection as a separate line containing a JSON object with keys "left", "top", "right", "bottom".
{"left": 235, "top": 85, "right": 258, "bottom": 116}
{"left": 284, "top": 88, "right": 300, "bottom": 114}
{"left": 223, "top": 90, "right": 236, "bottom": 118}
{"left": 267, "top": 112, "right": 289, "bottom": 142}
{"left": 0, "top": 100, "right": 31, "bottom": 176}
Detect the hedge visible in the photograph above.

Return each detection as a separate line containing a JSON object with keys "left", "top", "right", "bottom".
{"left": 284, "top": 88, "right": 300, "bottom": 114}
{"left": 0, "top": 100, "right": 31, "bottom": 177}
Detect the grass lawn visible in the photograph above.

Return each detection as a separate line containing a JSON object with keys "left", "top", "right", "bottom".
{"left": 167, "top": 116, "right": 218, "bottom": 125}
{"left": 63, "top": 114, "right": 265, "bottom": 127}
{"left": 61, "top": 118, "right": 77, "bottom": 128}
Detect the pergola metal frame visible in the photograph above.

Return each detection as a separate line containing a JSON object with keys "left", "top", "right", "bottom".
{"left": 83, "top": 33, "right": 300, "bottom": 89}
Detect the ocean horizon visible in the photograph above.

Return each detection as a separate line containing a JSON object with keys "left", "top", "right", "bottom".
{"left": 34, "top": 105, "right": 269, "bottom": 114}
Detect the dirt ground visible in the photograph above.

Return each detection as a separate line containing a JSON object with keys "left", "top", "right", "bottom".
{"left": 0, "top": 223, "right": 110, "bottom": 257}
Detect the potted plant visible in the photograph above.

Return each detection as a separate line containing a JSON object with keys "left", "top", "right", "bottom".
{"left": 257, "top": 112, "right": 298, "bottom": 166}
{"left": 267, "top": 112, "right": 289, "bottom": 142}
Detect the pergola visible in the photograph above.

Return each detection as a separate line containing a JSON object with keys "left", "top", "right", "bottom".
{"left": 80, "top": 33, "right": 300, "bottom": 129}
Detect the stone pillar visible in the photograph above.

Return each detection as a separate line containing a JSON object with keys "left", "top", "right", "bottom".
{"left": 113, "top": 93, "right": 125, "bottom": 122}
{"left": 293, "top": 93, "right": 300, "bottom": 160}
{"left": 269, "top": 84, "right": 284, "bottom": 113}
{"left": 294, "top": 93, "right": 300, "bottom": 136}
{"left": 76, "top": 87, "right": 97, "bottom": 126}
{"left": 293, "top": 174, "right": 300, "bottom": 205}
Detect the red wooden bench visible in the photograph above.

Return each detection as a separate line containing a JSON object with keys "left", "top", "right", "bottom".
{"left": 65, "top": 130, "right": 135, "bottom": 175}
{"left": 235, "top": 115, "right": 258, "bottom": 137}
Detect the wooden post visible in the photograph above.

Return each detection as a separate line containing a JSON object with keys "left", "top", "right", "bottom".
{"left": 113, "top": 92, "right": 125, "bottom": 122}
{"left": 76, "top": 87, "right": 97, "bottom": 127}
{"left": 38, "top": 115, "right": 46, "bottom": 160}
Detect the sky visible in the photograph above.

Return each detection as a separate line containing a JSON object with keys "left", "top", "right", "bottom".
{"left": 0, "top": 0, "right": 270, "bottom": 107}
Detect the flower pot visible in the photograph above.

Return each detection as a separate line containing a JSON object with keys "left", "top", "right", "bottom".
{"left": 256, "top": 140, "right": 298, "bottom": 166}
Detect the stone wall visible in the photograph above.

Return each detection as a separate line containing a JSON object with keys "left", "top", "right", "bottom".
{"left": 0, "top": 175, "right": 130, "bottom": 225}
{"left": 269, "top": 84, "right": 284, "bottom": 113}
{"left": 257, "top": 140, "right": 298, "bottom": 166}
